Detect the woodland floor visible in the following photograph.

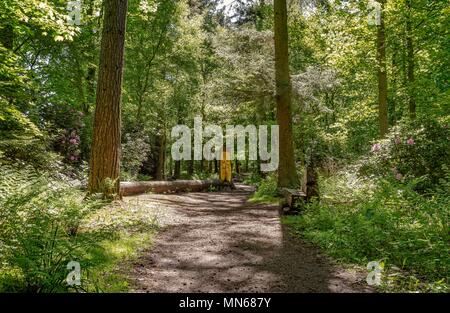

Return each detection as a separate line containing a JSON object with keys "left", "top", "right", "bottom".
{"left": 123, "top": 184, "right": 373, "bottom": 293}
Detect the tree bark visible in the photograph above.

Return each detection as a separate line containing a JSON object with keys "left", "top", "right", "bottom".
{"left": 88, "top": 0, "right": 128, "bottom": 195}
{"left": 155, "top": 133, "right": 166, "bottom": 180}
{"left": 274, "top": 0, "right": 299, "bottom": 188}
{"left": 390, "top": 47, "right": 398, "bottom": 124}
{"left": 168, "top": 151, "right": 173, "bottom": 177}
{"left": 406, "top": 0, "right": 416, "bottom": 118}
{"left": 174, "top": 160, "right": 181, "bottom": 179}
{"left": 306, "top": 158, "right": 319, "bottom": 200}
{"left": 214, "top": 159, "right": 219, "bottom": 173}
{"left": 208, "top": 160, "right": 213, "bottom": 173}
{"left": 188, "top": 160, "right": 194, "bottom": 176}
{"left": 377, "top": 0, "right": 389, "bottom": 136}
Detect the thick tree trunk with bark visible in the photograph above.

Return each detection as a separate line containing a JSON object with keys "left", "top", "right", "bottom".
{"left": 377, "top": 0, "right": 389, "bottom": 136}
{"left": 274, "top": 0, "right": 299, "bottom": 188}
{"left": 88, "top": 0, "right": 128, "bottom": 195}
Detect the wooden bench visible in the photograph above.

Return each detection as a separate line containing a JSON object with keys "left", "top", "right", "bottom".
{"left": 280, "top": 188, "right": 307, "bottom": 215}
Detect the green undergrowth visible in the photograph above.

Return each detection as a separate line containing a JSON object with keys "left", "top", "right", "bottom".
{"left": 282, "top": 170, "right": 449, "bottom": 293}
{"left": 76, "top": 201, "right": 159, "bottom": 292}
{"left": 248, "top": 174, "right": 281, "bottom": 204}
{"left": 0, "top": 164, "right": 159, "bottom": 292}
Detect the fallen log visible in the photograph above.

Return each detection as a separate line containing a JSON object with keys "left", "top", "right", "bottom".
{"left": 120, "top": 179, "right": 222, "bottom": 196}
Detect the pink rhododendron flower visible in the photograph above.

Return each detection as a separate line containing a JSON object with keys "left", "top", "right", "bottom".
{"left": 394, "top": 137, "right": 401, "bottom": 145}
{"left": 395, "top": 173, "right": 403, "bottom": 181}
{"left": 69, "top": 155, "right": 76, "bottom": 161}
{"left": 69, "top": 138, "right": 78, "bottom": 145}
{"left": 406, "top": 138, "right": 415, "bottom": 145}
{"left": 371, "top": 143, "right": 381, "bottom": 152}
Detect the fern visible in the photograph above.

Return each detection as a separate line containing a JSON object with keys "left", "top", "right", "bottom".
{"left": 0, "top": 165, "right": 104, "bottom": 292}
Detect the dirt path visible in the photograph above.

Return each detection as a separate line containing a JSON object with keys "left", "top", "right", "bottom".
{"left": 125, "top": 184, "right": 373, "bottom": 293}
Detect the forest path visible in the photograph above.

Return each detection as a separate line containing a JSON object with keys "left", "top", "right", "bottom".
{"left": 124, "top": 184, "right": 373, "bottom": 292}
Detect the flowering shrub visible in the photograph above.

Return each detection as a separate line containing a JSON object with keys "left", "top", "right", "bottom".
{"left": 359, "top": 117, "right": 450, "bottom": 190}
{"left": 38, "top": 102, "right": 87, "bottom": 165}
{"left": 57, "top": 129, "right": 81, "bottom": 163}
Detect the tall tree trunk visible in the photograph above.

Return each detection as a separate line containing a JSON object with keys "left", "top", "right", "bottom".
{"left": 200, "top": 158, "right": 206, "bottom": 173}
{"left": 256, "top": 152, "right": 261, "bottom": 175}
{"left": 306, "top": 161, "right": 319, "bottom": 200}
{"left": 188, "top": 156, "right": 194, "bottom": 177}
{"left": 274, "top": 0, "right": 299, "bottom": 188}
{"left": 377, "top": 0, "right": 389, "bottom": 136}
{"left": 155, "top": 133, "right": 166, "bottom": 180}
{"left": 199, "top": 86, "right": 207, "bottom": 173}
{"left": 390, "top": 47, "right": 398, "bottom": 124}
{"left": 406, "top": 0, "right": 416, "bottom": 118}
{"left": 168, "top": 152, "right": 173, "bottom": 178}
{"left": 88, "top": 0, "right": 128, "bottom": 195}
{"left": 208, "top": 160, "right": 213, "bottom": 173}
{"left": 214, "top": 159, "right": 219, "bottom": 173}
{"left": 174, "top": 160, "right": 181, "bottom": 179}
{"left": 84, "top": 0, "right": 97, "bottom": 114}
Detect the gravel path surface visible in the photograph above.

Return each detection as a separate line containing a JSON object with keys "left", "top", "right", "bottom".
{"left": 124, "top": 184, "right": 373, "bottom": 293}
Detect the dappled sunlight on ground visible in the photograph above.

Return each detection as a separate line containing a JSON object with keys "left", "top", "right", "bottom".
{"left": 124, "top": 184, "right": 373, "bottom": 293}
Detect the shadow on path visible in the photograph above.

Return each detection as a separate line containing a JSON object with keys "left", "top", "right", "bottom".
{"left": 125, "top": 184, "right": 372, "bottom": 292}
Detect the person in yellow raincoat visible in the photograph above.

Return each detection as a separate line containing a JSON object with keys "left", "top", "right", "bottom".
{"left": 219, "top": 148, "right": 234, "bottom": 188}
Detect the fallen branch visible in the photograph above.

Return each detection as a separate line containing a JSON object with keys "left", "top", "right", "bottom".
{"left": 120, "top": 179, "right": 222, "bottom": 196}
